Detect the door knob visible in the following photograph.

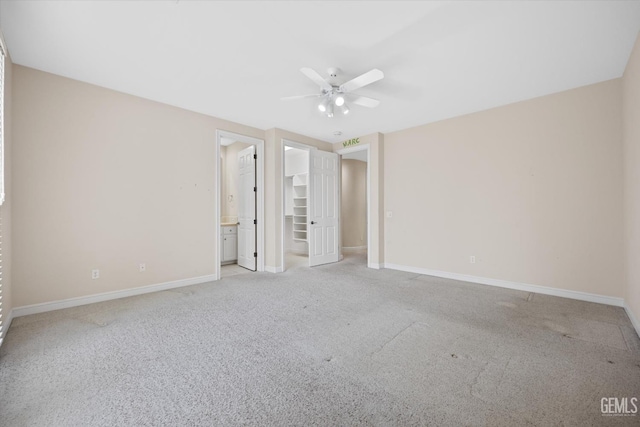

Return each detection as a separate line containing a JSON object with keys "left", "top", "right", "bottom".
{"left": 311, "top": 221, "right": 315, "bottom": 225}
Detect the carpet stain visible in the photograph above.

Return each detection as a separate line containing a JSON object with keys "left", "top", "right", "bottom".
{"left": 544, "top": 320, "right": 571, "bottom": 335}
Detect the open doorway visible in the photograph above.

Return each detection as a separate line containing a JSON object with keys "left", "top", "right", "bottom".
{"left": 282, "top": 139, "right": 340, "bottom": 271}
{"left": 216, "top": 130, "right": 265, "bottom": 279}
{"left": 336, "top": 144, "right": 371, "bottom": 267}
{"left": 340, "top": 150, "right": 368, "bottom": 265}
{"left": 283, "top": 141, "right": 310, "bottom": 270}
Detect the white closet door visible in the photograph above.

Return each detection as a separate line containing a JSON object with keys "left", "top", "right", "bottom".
{"left": 237, "top": 145, "right": 256, "bottom": 271}
{"left": 308, "top": 150, "right": 339, "bottom": 267}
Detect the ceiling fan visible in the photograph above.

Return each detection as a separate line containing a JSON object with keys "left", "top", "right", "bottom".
{"left": 282, "top": 67, "right": 384, "bottom": 117}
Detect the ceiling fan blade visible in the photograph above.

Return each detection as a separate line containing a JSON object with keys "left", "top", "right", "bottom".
{"left": 349, "top": 95, "right": 380, "bottom": 108}
{"left": 339, "top": 69, "right": 384, "bottom": 93}
{"left": 281, "top": 94, "right": 319, "bottom": 101}
{"left": 300, "top": 67, "right": 332, "bottom": 92}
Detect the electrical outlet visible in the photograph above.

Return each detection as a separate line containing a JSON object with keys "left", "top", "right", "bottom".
{"left": 470, "top": 256, "right": 476, "bottom": 264}
{"left": 139, "top": 263, "right": 146, "bottom": 272}
{"left": 92, "top": 269, "right": 100, "bottom": 279}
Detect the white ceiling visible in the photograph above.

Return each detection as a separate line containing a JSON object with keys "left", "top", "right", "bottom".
{"left": 2, "top": 1, "right": 640, "bottom": 144}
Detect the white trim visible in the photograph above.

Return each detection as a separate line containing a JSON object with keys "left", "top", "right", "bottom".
{"left": 383, "top": 263, "right": 624, "bottom": 307}
{"left": 216, "top": 130, "right": 265, "bottom": 279}
{"left": 265, "top": 265, "right": 284, "bottom": 273}
{"left": 368, "top": 263, "right": 382, "bottom": 270}
{"left": 12, "top": 274, "right": 217, "bottom": 318}
{"left": 283, "top": 139, "right": 318, "bottom": 152}
{"left": 0, "top": 308, "right": 13, "bottom": 347}
{"left": 337, "top": 144, "right": 369, "bottom": 155}
{"left": 624, "top": 302, "right": 640, "bottom": 338}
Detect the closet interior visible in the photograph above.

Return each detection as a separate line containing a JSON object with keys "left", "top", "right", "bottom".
{"left": 284, "top": 146, "right": 309, "bottom": 257}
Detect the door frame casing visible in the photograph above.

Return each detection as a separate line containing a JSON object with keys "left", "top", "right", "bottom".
{"left": 335, "top": 144, "right": 372, "bottom": 268}
{"left": 216, "top": 130, "right": 265, "bottom": 279}
{"left": 280, "top": 139, "right": 317, "bottom": 272}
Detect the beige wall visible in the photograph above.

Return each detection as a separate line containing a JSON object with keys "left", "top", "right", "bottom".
{"left": 221, "top": 141, "right": 250, "bottom": 219}
{"left": 1, "top": 46, "right": 13, "bottom": 336}
{"left": 385, "top": 79, "right": 623, "bottom": 297}
{"left": 12, "top": 65, "right": 264, "bottom": 307}
{"left": 341, "top": 159, "right": 367, "bottom": 248}
{"left": 623, "top": 32, "right": 640, "bottom": 324}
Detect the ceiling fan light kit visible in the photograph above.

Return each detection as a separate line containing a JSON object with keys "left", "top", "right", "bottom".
{"left": 326, "top": 101, "right": 334, "bottom": 118}
{"left": 318, "top": 98, "right": 329, "bottom": 113}
{"left": 283, "top": 67, "right": 384, "bottom": 118}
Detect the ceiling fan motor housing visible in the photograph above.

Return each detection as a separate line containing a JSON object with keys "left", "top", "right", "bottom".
{"left": 327, "top": 67, "right": 340, "bottom": 78}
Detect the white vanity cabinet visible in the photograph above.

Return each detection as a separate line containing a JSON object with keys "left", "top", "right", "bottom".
{"left": 221, "top": 225, "right": 237, "bottom": 264}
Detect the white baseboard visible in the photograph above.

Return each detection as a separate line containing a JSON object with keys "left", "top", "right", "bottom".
{"left": 12, "top": 274, "right": 218, "bottom": 318}
{"left": 0, "top": 308, "right": 14, "bottom": 347}
{"left": 383, "top": 263, "right": 624, "bottom": 307}
{"left": 624, "top": 302, "right": 640, "bottom": 338}
{"left": 265, "top": 266, "right": 284, "bottom": 273}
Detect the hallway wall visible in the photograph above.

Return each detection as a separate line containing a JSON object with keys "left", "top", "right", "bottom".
{"left": 341, "top": 159, "right": 367, "bottom": 248}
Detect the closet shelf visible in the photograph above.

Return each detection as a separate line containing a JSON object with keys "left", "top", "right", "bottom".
{"left": 289, "top": 170, "right": 309, "bottom": 243}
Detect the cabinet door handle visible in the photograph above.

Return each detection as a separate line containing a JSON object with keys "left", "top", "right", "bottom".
{"left": 310, "top": 221, "right": 316, "bottom": 225}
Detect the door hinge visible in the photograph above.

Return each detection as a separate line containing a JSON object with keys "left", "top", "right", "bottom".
{"left": 253, "top": 219, "right": 257, "bottom": 225}
{"left": 254, "top": 252, "right": 257, "bottom": 258}
{"left": 253, "top": 154, "right": 257, "bottom": 160}
{"left": 253, "top": 186, "right": 256, "bottom": 192}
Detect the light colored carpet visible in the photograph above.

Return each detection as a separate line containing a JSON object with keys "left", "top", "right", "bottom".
{"left": 1, "top": 251, "right": 639, "bottom": 426}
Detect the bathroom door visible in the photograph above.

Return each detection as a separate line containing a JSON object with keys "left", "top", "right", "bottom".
{"left": 308, "top": 149, "right": 339, "bottom": 267}
{"left": 237, "top": 145, "right": 256, "bottom": 271}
